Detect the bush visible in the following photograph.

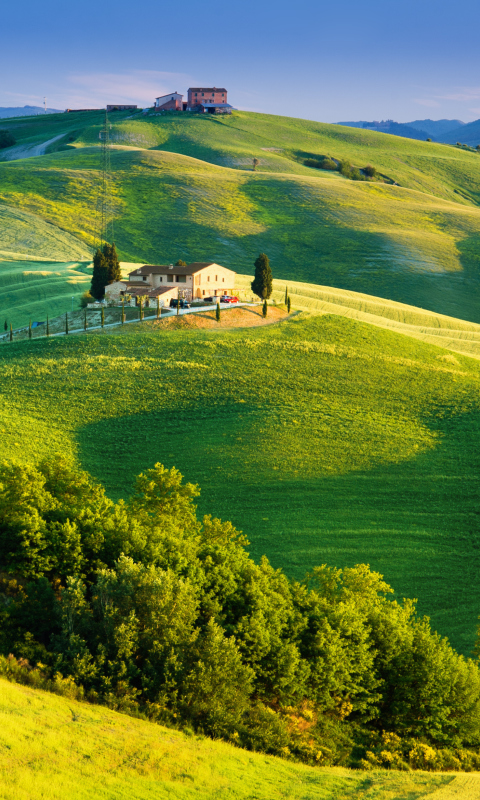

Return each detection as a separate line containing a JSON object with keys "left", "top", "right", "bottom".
{"left": 0, "top": 130, "right": 15, "bottom": 149}
{"left": 338, "top": 159, "right": 353, "bottom": 178}
{"left": 80, "top": 291, "right": 94, "bottom": 308}
{"left": 304, "top": 157, "right": 337, "bottom": 171}
{"left": 363, "top": 165, "right": 377, "bottom": 178}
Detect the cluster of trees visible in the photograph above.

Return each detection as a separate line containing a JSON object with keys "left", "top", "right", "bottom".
{"left": 90, "top": 243, "right": 122, "bottom": 301}
{"left": 0, "top": 130, "right": 15, "bottom": 150}
{"left": 1, "top": 457, "right": 480, "bottom": 768}
{"left": 304, "top": 156, "right": 377, "bottom": 181}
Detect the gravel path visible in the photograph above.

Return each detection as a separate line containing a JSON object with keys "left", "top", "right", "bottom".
{"left": 0, "top": 133, "right": 66, "bottom": 162}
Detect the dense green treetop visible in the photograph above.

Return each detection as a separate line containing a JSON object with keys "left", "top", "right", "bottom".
{"left": 90, "top": 250, "right": 108, "bottom": 300}
{"left": 251, "top": 254, "right": 273, "bottom": 300}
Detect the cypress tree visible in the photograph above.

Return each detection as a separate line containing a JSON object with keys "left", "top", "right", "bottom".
{"left": 121, "top": 299, "right": 125, "bottom": 325}
{"left": 28, "top": 320, "right": 32, "bottom": 339}
{"left": 9, "top": 323, "right": 13, "bottom": 342}
{"left": 84, "top": 310, "right": 87, "bottom": 331}
{"left": 216, "top": 302, "right": 221, "bottom": 323}
{"left": 287, "top": 296, "right": 291, "bottom": 313}
{"left": 251, "top": 253, "right": 273, "bottom": 300}
{"left": 65, "top": 313, "right": 69, "bottom": 335}
{"left": 91, "top": 249, "right": 109, "bottom": 300}
{"left": 176, "top": 298, "right": 179, "bottom": 316}
{"left": 140, "top": 297, "right": 144, "bottom": 321}
{"left": 46, "top": 315, "right": 49, "bottom": 337}
{"left": 4, "top": 320, "right": 7, "bottom": 332}
{"left": 103, "top": 242, "right": 122, "bottom": 284}
{"left": 101, "top": 306, "right": 105, "bottom": 328}
{"left": 156, "top": 296, "right": 160, "bottom": 319}
{"left": 262, "top": 299, "right": 268, "bottom": 318}
{"left": 284, "top": 286, "right": 288, "bottom": 304}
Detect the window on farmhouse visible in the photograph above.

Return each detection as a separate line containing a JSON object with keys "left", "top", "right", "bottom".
{"left": 177, "top": 275, "right": 186, "bottom": 283}
{"left": 167, "top": 275, "right": 174, "bottom": 282}
{"left": 215, "top": 275, "right": 218, "bottom": 281}
{"left": 208, "top": 276, "right": 210, "bottom": 282}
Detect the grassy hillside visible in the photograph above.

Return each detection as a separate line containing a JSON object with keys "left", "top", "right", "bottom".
{"left": 0, "top": 312, "right": 479, "bottom": 655}
{"left": 2, "top": 111, "right": 480, "bottom": 322}
{"left": 0, "top": 259, "right": 92, "bottom": 328}
{"left": 0, "top": 677, "right": 460, "bottom": 800}
{"left": 2, "top": 145, "right": 480, "bottom": 322}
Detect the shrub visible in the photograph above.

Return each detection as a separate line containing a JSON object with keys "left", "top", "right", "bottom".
{"left": 338, "top": 159, "right": 352, "bottom": 178}
{"left": 0, "top": 130, "right": 15, "bottom": 149}
{"left": 304, "top": 157, "right": 337, "bottom": 171}
{"left": 363, "top": 165, "right": 377, "bottom": 178}
{"left": 80, "top": 291, "right": 94, "bottom": 308}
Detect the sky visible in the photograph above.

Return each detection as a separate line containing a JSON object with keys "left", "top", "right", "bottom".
{"left": 1, "top": 0, "right": 480, "bottom": 123}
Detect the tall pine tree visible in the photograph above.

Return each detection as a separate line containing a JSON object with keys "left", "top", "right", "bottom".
{"left": 90, "top": 249, "right": 109, "bottom": 300}
{"left": 251, "top": 253, "right": 273, "bottom": 300}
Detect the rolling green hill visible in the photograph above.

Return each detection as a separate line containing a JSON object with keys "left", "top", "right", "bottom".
{"left": 0, "top": 311, "right": 479, "bottom": 656}
{"left": 0, "top": 677, "right": 459, "bottom": 800}
{"left": 2, "top": 111, "right": 480, "bottom": 324}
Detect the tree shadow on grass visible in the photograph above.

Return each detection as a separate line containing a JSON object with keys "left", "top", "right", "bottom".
{"left": 77, "top": 407, "right": 480, "bottom": 655}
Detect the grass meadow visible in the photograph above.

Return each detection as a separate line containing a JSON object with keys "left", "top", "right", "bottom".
{"left": 2, "top": 111, "right": 480, "bottom": 322}
{"left": 0, "top": 677, "right": 462, "bottom": 800}
{"left": 0, "top": 313, "right": 479, "bottom": 655}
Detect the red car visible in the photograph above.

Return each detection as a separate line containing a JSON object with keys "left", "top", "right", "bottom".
{"left": 220, "top": 295, "right": 239, "bottom": 304}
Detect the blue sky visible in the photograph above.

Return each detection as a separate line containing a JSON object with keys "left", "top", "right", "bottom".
{"left": 2, "top": 0, "right": 480, "bottom": 122}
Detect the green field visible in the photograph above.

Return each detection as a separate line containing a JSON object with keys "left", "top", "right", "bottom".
{"left": 1, "top": 677, "right": 462, "bottom": 800}
{"left": 0, "top": 312, "right": 479, "bottom": 656}
{"left": 2, "top": 110, "right": 480, "bottom": 324}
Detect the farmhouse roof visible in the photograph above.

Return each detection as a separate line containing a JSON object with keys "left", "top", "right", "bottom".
{"left": 155, "top": 92, "right": 183, "bottom": 100}
{"left": 198, "top": 103, "right": 233, "bottom": 109}
{"left": 129, "top": 263, "right": 218, "bottom": 277}
{"left": 189, "top": 88, "right": 227, "bottom": 93}
{"left": 125, "top": 285, "right": 175, "bottom": 297}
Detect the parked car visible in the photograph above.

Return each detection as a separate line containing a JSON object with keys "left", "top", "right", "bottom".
{"left": 220, "top": 295, "right": 239, "bottom": 304}
{"left": 169, "top": 298, "right": 190, "bottom": 309}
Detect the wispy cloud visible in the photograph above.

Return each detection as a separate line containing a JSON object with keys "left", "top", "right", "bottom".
{"left": 413, "top": 98, "right": 440, "bottom": 108}
{"left": 65, "top": 70, "right": 192, "bottom": 107}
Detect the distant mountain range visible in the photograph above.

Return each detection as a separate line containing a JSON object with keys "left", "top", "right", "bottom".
{"left": 336, "top": 118, "right": 480, "bottom": 146}
{"left": 0, "top": 105, "right": 64, "bottom": 119}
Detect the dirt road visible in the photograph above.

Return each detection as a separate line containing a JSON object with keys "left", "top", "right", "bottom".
{"left": 0, "top": 133, "right": 65, "bottom": 161}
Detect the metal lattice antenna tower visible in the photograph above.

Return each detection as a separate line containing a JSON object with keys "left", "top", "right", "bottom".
{"left": 95, "top": 110, "right": 114, "bottom": 251}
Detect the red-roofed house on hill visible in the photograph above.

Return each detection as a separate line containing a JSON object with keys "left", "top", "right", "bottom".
{"left": 187, "top": 88, "right": 233, "bottom": 114}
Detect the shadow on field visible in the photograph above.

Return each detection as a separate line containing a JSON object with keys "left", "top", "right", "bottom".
{"left": 78, "top": 407, "right": 480, "bottom": 656}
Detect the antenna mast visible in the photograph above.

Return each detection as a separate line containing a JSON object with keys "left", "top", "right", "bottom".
{"left": 95, "top": 109, "right": 114, "bottom": 250}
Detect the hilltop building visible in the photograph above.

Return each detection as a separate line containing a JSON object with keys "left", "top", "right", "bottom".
{"left": 187, "top": 87, "right": 232, "bottom": 114}
{"left": 153, "top": 87, "right": 234, "bottom": 114}
{"left": 106, "top": 104, "right": 137, "bottom": 112}
{"left": 154, "top": 92, "right": 186, "bottom": 112}
{"left": 105, "top": 262, "right": 236, "bottom": 305}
